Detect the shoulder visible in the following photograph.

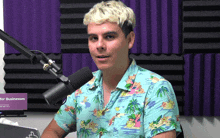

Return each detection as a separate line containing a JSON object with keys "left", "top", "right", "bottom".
{"left": 136, "top": 65, "right": 167, "bottom": 85}
{"left": 135, "top": 65, "right": 173, "bottom": 94}
{"left": 137, "top": 65, "right": 165, "bottom": 80}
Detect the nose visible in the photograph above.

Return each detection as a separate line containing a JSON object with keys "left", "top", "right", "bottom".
{"left": 97, "top": 37, "right": 106, "bottom": 51}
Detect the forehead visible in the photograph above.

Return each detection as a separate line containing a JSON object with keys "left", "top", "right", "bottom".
{"left": 87, "top": 22, "right": 122, "bottom": 34}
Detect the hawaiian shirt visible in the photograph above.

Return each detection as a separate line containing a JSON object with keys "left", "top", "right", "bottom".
{"left": 54, "top": 58, "right": 182, "bottom": 138}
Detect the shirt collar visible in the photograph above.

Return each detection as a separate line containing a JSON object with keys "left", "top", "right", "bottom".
{"left": 88, "top": 58, "right": 139, "bottom": 91}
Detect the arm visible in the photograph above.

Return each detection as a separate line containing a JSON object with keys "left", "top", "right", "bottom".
{"left": 41, "top": 92, "right": 79, "bottom": 138}
{"left": 41, "top": 119, "right": 66, "bottom": 138}
{"left": 152, "top": 130, "right": 176, "bottom": 138}
{"left": 144, "top": 79, "right": 181, "bottom": 137}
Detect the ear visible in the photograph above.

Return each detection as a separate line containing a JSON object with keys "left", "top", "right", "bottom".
{"left": 127, "top": 31, "right": 135, "bottom": 49}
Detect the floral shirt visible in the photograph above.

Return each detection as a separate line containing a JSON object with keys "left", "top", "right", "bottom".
{"left": 54, "top": 58, "right": 182, "bottom": 138}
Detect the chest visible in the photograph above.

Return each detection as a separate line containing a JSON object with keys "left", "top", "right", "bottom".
{"left": 103, "top": 91, "right": 111, "bottom": 107}
{"left": 76, "top": 91, "right": 146, "bottom": 135}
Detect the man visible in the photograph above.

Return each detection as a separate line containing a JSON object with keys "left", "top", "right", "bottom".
{"left": 42, "top": 0, "right": 182, "bottom": 137}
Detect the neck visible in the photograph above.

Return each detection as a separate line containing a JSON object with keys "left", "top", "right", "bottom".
{"left": 102, "top": 58, "right": 131, "bottom": 91}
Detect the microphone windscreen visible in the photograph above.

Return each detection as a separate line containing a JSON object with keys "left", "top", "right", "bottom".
{"left": 68, "top": 67, "right": 93, "bottom": 90}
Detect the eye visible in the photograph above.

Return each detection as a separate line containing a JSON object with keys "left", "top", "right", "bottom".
{"left": 105, "top": 35, "right": 115, "bottom": 40}
{"left": 89, "top": 36, "right": 98, "bottom": 41}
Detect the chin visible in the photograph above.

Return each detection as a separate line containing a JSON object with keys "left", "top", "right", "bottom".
{"left": 97, "top": 66, "right": 110, "bottom": 71}
{"left": 96, "top": 64, "right": 113, "bottom": 71}
{"left": 93, "top": 57, "right": 115, "bottom": 71}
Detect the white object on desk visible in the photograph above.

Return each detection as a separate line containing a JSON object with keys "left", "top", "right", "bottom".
{"left": 0, "top": 118, "right": 19, "bottom": 126}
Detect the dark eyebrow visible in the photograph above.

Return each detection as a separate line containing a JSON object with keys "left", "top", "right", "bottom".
{"left": 87, "top": 31, "right": 118, "bottom": 37}
{"left": 87, "top": 34, "right": 96, "bottom": 37}
{"left": 104, "top": 31, "right": 118, "bottom": 35}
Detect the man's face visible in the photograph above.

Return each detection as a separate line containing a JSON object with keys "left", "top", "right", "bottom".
{"left": 87, "top": 21, "right": 133, "bottom": 71}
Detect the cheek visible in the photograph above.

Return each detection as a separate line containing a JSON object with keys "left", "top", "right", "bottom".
{"left": 115, "top": 43, "right": 128, "bottom": 55}
{"left": 110, "top": 41, "right": 125, "bottom": 52}
{"left": 88, "top": 44, "right": 95, "bottom": 54}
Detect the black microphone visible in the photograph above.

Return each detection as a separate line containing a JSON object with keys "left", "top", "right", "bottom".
{"left": 0, "top": 29, "right": 94, "bottom": 105}
{"left": 43, "top": 67, "right": 93, "bottom": 105}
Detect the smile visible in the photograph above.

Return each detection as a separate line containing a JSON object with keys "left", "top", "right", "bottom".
{"left": 97, "top": 56, "right": 109, "bottom": 61}
{"left": 97, "top": 56, "right": 109, "bottom": 58}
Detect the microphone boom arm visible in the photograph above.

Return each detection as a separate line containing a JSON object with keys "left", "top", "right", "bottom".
{"left": 0, "top": 29, "right": 94, "bottom": 105}
{"left": 0, "top": 29, "right": 64, "bottom": 83}
{"left": 0, "top": 29, "right": 37, "bottom": 64}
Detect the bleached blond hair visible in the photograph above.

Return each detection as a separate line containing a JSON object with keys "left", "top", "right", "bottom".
{"left": 83, "top": 0, "right": 136, "bottom": 30}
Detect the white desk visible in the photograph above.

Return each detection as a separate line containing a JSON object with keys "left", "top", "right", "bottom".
{"left": 0, "top": 112, "right": 77, "bottom": 138}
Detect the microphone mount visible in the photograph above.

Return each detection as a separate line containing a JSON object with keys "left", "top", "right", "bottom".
{"left": 30, "top": 50, "right": 67, "bottom": 83}
{"left": 0, "top": 29, "right": 94, "bottom": 106}
{"left": 0, "top": 29, "right": 67, "bottom": 84}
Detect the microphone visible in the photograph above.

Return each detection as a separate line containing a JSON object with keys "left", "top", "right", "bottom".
{"left": 0, "top": 29, "right": 94, "bottom": 105}
{"left": 42, "top": 67, "right": 93, "bottom": 105}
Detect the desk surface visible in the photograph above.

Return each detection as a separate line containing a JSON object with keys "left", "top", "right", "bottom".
{"left": 0, "top": 112, "right": 77, "bottom": 138}
{"left": 2, "top": 113, "right": 219, "bottom": 138}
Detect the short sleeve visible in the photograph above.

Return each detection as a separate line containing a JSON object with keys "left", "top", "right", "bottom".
{"left": 144, "top": 80, "right": 182, "bottom": 137}
{"left": 54, "top": 92, "right": 77, "bottom": 132}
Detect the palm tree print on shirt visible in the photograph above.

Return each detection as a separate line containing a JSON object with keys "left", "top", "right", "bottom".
{"left": 124, "top": 99, "right": 142, "bottom": 129}
{"left": 78, "top": 127, "right": 90, "bottom": 138}
{"left": 64, "top": 105, "right": 76, "bottom": 118}
{"left": 125, "top": 99, "right": 140, "bottom": 113}
{"left": 96, "top": 127, "right": 108, "bottom": 138}
{"left": 93, "top": 95, "right": 100, "bottom": 103}
{"left": 74, "top": 100, "right": 82, "bottom": 114}
{"left": 156, "top": 86, "right": 175, "bottom": 110}
{"left": 148, "top": 115, "right": 177, "bottom": 136}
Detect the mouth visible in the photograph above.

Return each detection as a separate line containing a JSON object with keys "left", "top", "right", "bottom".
{"left": 97, "top": 56, "right": 110, "bottom": 58}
